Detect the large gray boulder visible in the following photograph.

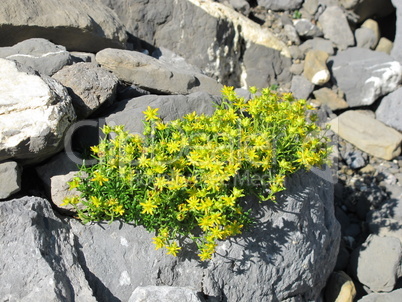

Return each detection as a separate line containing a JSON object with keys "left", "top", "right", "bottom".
{"left": 96, "top": 48, "right": 222, "bottom": 95}
{"left": 0, "top": 38, "right": 72, "bottom": 76}
{"left": 52, "top": 62, "right": 119, "bottom": 118}
{"left": 0, "top": 0, "right": 127, "bottom": 52}
{"left": 69, "top": 169, "right": 340, "bottom": 302}
{"left": 376, "top": 87, "right": 402, "bottom": 132}
{"left": 0, "top": 197, "right": 96, "bottom": 301}
{"left": 329, "top": 48, "right": 402, "bottom": 107}
{"left": 0, "top": 58, "right": 76, "bottom": 164}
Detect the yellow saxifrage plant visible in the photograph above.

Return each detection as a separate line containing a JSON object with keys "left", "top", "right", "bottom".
{"left": 63, "top": 86, "right": 331, "bottom": 261}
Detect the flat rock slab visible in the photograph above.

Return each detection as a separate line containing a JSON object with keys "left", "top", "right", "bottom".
{"left": 329, "top": 48, "right": 402, "bottom": 107}
{"left": 0, "top": 58, "right": 76, "bottom": 164}
{"left": 328, "top": 111, "right": 402, "bottom": 160}
{"left": 0, "top": 38, "right": 72, "bottom": 76}
{"left": 96, "top": 48, "right": 222, "bottom": 95}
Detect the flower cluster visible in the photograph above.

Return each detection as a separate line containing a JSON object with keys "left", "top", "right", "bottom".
{"left": 63, "top": 86, "right": 330, "bottom": 260}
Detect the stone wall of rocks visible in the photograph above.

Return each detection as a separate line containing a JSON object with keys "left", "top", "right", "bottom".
{"left": 0, "top": 0, "right": 402, "bottom": 301}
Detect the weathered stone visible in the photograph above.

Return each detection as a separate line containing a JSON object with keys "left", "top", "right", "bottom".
{"left": 303, "top": 0, "right": 319, "bottom": 15}
{"left": 290, "top": 62, "right": 304, "bottom": 75}
{"left": 313, "top": 87, "right": 349, "bottom": 111}
{"left": 392, "top": 0, "right": 402, "bottom": 64}
{"left": 299, "top": 38, "right": 335, "bottom": 56}
{"left": 96, "top": 48, "right": 222, "bottom": 95}
{"left": 0, "top": 58, "right": 76, "bottom": 163}
{"left": 243, "top": 42, "right": 292, "bottom": 88}
{"left": 376, "top": 87, "right": 402, "bottom": 132}
{"left": 356, "top": 235, "right": 402, "bottom": 292}
{"left": 290, "top": 75, "right": 314, "bottom": 100}
{"left": 0, "top": 38, "right": 72, "bottom": 76}
{"left": 358, "top": 288, "right": 402, "bottom": 302}
{"left": 328, "top": 111, "right": 402, "bottom": 160}
{"left": 227, "top": 0, "right": 250, "bottom": 16}
{"left": 257, "top": 0, "right": 303, "bottom": 11}
{"left": 0, "top": 0, "right": 127, "bottom": 52}
{"left": 294, "top": 19, "right": 323, "bottom": 38}
{"left": 128, "top": 286, "right": 205, "bottom": 302}
{"left": 303, "top": 50, "right": 330, "bottom": 85}
{"left": 0, "top": 161, "right": 21, "bottom": 199}
{"left": 355, "top": 28, "right": 378, "bottom": 50}
{"left": 318, "top": 6, "right": 355, "bottom": 50}
{"left": 52, "top": 62, "right": 119, "bottom": 118}
{"left": 284, "top": 24, "right": 301, "bottom": 45}
{"left": 376, "top": 37, "right": 394, "bottom": 54}
{"left": 0, "top": 197, "right": 96, "bottom": 301}
{"left": 325, "top": 271, "right": 356, "bottom": 302}
{"left": 340, "top": 0, "right": 361, "bottom": 10}
{"left": 69, "top": 169, "right": 340, "bottom": 302}
{"left": 361, "top": 19, "right": 380, "bottom": 47}
{"left": 329, "top": 48, "right": 402, "bottom": 107}
{"left": 99, "top": 0, "right": 290, "bottom": 86}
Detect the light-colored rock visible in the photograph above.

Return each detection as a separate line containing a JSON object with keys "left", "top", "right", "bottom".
{"left": 376, "top": 37, "right": 394, "bottom": 54}
{"left": 0, "top": 161, "right": 21, "bottom": 199}
{"left": 0, "top": 38, "right": 72, "bottom": 76}
{"left": 318, "top": 6, "right": 355, "bottom": 50}
{"left": 355, "top": 28, "right": 378, "bottom": 50}
{"left": 356, "top": 235, "right": 402, "bottom": 292}
{"left": 313, "top": 87, "right": 349, "bottom": 111}
{"left": 0, "top": 58, "right": 76, "bottom": 163}
{"left": 128, "top": 286, "right": 205, "bottom": 302}
{"left": 376, "top": 87, "right": 402, "bottom": 132}
{"left": 328, "top": 111, "right": 402, "bottom": 160}
{"left": 257, "top": 0, "right": 303, "bottom": 10}
{"left": 69, "top": 169, "right": 340, "bottom": 302}
{"left": 325, "top": 271, "right": 356, "bottom": 302}
{"left": 391, "top": 0, "right": 402, "bottom": 64}
{"left": 96, "top": 48, "right": 222, "bottom": 95}
{"left": 52, "top": 62, "right": 119, "bottom": 118}
{"left": 299, "top": 38, "right": 335, "bottom": 56}
{"left": 294, "top": 19, "right": 322, "bottom": 38}
{"left": 340, "top": 0, "right": 361, "bottom": 10}
{"left": 358, "top": 288, "right": 402, "bottom": 302}
{"left": 0, "top": 197, "right": 96, "bottom": 301}
{"left": 329, "top": 48, "right": 402, "bottom": 107}
{"left": 0, "top": 0, "right": 127, "bottom": 52}
{"left": 284, "top": 24, "right": 301, "bottom": 45}
{"left": 303, "top": 0, "right": 319, "bottom": 15}
{"left": 361, "top": 19, "right": 380, "bottom": 47}
{"left": 303, "top": 50, "right": 330, "bottom": 85}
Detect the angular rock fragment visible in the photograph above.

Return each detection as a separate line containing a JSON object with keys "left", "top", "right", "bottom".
{"left": 0, "top": 161, "right": 21, "bottom": 199}
{"left": 303, "top": 50, "right": 330, "bottom": 85}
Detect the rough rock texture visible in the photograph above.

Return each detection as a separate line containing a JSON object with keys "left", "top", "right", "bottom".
{"left": 313, "top": 87, "right": 348, "bottom": 111}
{"left": 355, "top": 235, "right": 402, "bottom": 292}
{"left": 0, "top": 161, "right": 21, "bottom": 199}
{"left": 96, "top": 48, "right": 222, "bottom": 95}
{"left": 0, "top": 38, "right": 72, "bottom": 76}
{"left": 129, "top": 286, "right": 205, "bottom": 302}
{"left": 243, "top": 42, "right": 292, "bottom": 88}
{"left": 69, "top": 169, "right": 340, "bottom": 302}
{"left": 257, "top": 0, "right": 303, "bottom": 11}
{"left": 0, "top": 197, "right": 96, "bottom": 301}
{"left": 290, "top": 75, "right": 314, "bottom": 100}
{"left": 99, "top": 0, "right": 290, "bottom": 86}
{"left": 329, "top": 48, "right": 402, "bottom": 107}
{"left": 358, "top": 288, "right": 402, "bottom": 302}
{"left": 0, "top": 58, "right": 76, "bottom": 163}
{"left": 0, "top": 0, "right": 127, "bottom": 52}
{"left": 328, "top": 111, "right": 402, "bottom": 160}
{"left": 391, "top": 0, "right": 402, "bottom": 63}
{"left": 318, "top": 6, "right": 355, "bottom": 50}
{"left": 303, "top": 50, "right": 330, "bottom": 85}
{"left": 376, "top": 87, "right": 402, "bottom": 132}
{"left": 52, "top": 62, "right": 119, "bottom": 118}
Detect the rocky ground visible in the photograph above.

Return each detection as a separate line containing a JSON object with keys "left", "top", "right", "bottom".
{"left": 0, "top": 0, "right": 402, "bottom": 301}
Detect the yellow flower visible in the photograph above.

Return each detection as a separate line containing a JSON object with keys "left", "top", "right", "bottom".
{"left": 166, "top": 242, "right": 181, "bottom": 256}
{"left": 90, "top": 171, "right": 108, "bottom": 186}
{"left": 140, "top": 200, "right": 158, "bottom": 215}
{"left": 68, "top": 177, "right": 80, "bottom": 190}
{"left": 60, "top": 196, "right": 80, "bottom": 206}
{"left": 210, "top": 226, "right": 225, "bottom": 239}
{"left": 90, "top": 196, "right": 102, "bottom": 207}
{"left": 155, "top": 121, "right": 167, "bottom": 130}
{"left": 152, "top": 236, "right": 165, "bottom": 250}
{"left": 199, "top": 216, "right": 214, "bottom": 231}
{"left": 143, "top": 106, "right": 159, "bottom": 121}
{"left": 113, "top": 205, "right": 125, "bottom": 215}
{"left": 198, "top": 249, "right": 213, "bottom": 261}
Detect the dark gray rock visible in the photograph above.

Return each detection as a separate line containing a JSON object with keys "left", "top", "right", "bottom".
{"left": 52, "top": 62, "right": 119, "bottom": 118}
{"left": 243, "top": 42, "right": 292, "bottom": 88}
{"left": 128, "top": 286, "right": 205, "bottom": 302}
{"left": 290, "top": 75, "right": 314, "bottom": 100}
{"left": 96, "top": 48, "right": 222, "bottom": 95}
{"left": 376, "top": 87, "right": 402, "bottom": 132}
{"left": 318, "top": 6, "right": 355, "bottom": 50}
{"left": 69, "top": 169, "right": 340, "bottom": 302}
{"left": 0, "top": 197, "right": 96, "bottom": 301}
{"left": 0, "top": 0, "right": 127, "bottom": 52}
{"left": 0, "top": 161, "right": 21, "bottom": 199}
{"left": 284, "top": 24, "right": 301, "bottom": 45}
{"left": 329, "top": 48, "right": 402, "bottom": 107}
{"left": 257, "top": 0, "right": 303, "bottom": 11}
{"left": 299, "top": 38, "right": 335, "bottom": 56}
{"left": 0, "top": 58, "right": 76, "bottom": 164}
{"left": 355, "top": 235, "right": 402, "bottom": 292}
{"left": 293, "top": 19, "right": 323, "bottom": 38}
{"left": 0, "top": 38, "right": 72, "bottom": 76}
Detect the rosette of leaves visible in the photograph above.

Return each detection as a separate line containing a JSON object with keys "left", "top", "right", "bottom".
{"left": 63, "top": 86, "right": 331, "bottom": 261}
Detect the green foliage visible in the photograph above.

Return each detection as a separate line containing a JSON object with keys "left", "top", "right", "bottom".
{"left": 292, "top": 10, "right": 302, "bottom": 19}
{"left": 63, "top": 86, "right": 331, "bottom": 261}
